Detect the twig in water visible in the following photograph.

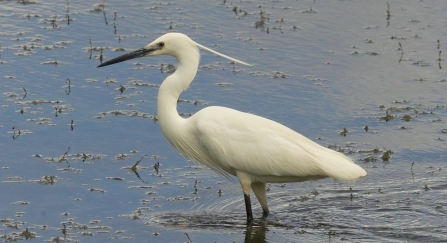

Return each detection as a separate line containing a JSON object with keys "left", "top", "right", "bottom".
{"left": 184, "top": 232, "right": 192, "bottom": 243}
{"left": 12, "top": 126, "right": 21, "bottom": 140}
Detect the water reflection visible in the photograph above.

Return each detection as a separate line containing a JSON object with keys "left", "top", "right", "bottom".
{"left": 146, "top": 212, "right": 271, "bottom": 243}
{"left": 244, "top": 224, "right": 268, "bottom": 243}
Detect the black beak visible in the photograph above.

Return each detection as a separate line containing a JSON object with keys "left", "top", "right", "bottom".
{"left": 97, "top": 47, "right": 153, "bottom": 68}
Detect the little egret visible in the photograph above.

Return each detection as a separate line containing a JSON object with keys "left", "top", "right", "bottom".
{"left": 97, "top": 33, "right": 367, "bottom": 224}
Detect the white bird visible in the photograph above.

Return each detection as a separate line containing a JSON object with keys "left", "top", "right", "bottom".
{"left": 98, "top": 33, "right": 367, "bottom": 224}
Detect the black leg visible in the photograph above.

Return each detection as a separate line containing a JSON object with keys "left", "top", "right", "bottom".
{"left": 244, "top": 193, "right": 253, "bottom": 224}
{"left": 262, "top": 210, "right": 269, "bottom": 217}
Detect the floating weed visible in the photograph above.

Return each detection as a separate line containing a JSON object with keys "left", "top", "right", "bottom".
{"left": 178, "top": 99, "right": 206, "bottom": 106}
{"left": 150, "top": 155, "right": 164, "bottom": 161}
{"left": 3, "top": 176, "right": 23, "bottom": 183}
{"left": 83, "top": 46, "right": 110, "bottom": 52}
{"left": 365, "top": 51, "right": 379, "bottom": 56}
{"left": 359, "top": 155, "right": 377, "bottom": 163}
{"left": 325, "top": 230, "right": 338, "bottom": 240}
{"left": 6, "top": 91, "right": 22, "bottom": 99}
{"left": 303, "top": 75, "right": 328, "bottom": 84}
{"left": 111, "top": 47, "right": 126, "bottom": 52}
{"left": 128, "top": 79, "right": 159, "bottom": 87}
{"left": 388, "top": 107, "right": 413, "bottom": 112}
{"left": 45, "top": 154, "right": 64, "bottom": 164}
{"left": 402, "top": 114, "right": 412, "bottom": 122}
{"left": 15, "top": 51, "right": 33, "bottom": 56}
{"left": 179, "top": 112, "right": 194, "bottom": 118}
{"left": 64, "top": 153, "right": 106, "bottom": 162}
{"left": 160, "top": 63, "right": 176, "bottom": 73}
{"left": 390, "top": 36, "right": 406, "bottom": 40}
{"left": 272, "top": 71, "right": 289, "bottom": 79}
{"left": 327, "top": 143, "right": 338, "bottom": 150}
{"left": 19, "top": 228, "right": 36, "bottom": 240}
{"left": 358, "top": 147, "right": 381, "bottom": 154}
{"left": 36, "top": 117, "right": 53, "bottom": 125}
{"left": 216, "top": 83, "right": 232, "bottom": 87}
{"left": 30, "top": 175, "right": 56, "bottom": 185}
{"left": 411, "top": 60, "right": 430, "bottom": 67}
{"left": 357, "top": 146, "right": 382, "bottom": 163}
{"left": 99, "top": 109, "right": 154, "bottom": 119}
{"left": 338, "top": 128, "right": 348, "bottom": 137}
{"left": 378, "top": 111, "right": 395, "bottom": 122}
{"left": 11, "top": 201, "right": 30, "bottom": 205}
{"left": 40, "top": 60, "right": 62, "bottom": 65}
{"left": 17, "top": 0, "right": 36, "bottom": 4}
{"left": 301, "top": 7, "right": 317, "bottom": 13}
{"left": 374, "top": 100, "right": 443, "bottom": 124}
{"left": 167, "top": 196, "right": 191, "bottom": 202}
{"left": 89, "top": 188, "right": 106, "bottom": 193}
{"left": 115, "top": 152, "right": 132, "bottom": 160}
{"left": 412, "top": 34, "right": 422, "bottom": 39}
{"left": 351, "top": 50, "right": 379, "bottom": 56}
{"left": 363, "top": 25, "right": 380, "bottom": 29}
{"left": 90, "top": 4, "right": 105, "bottom": 12}
{"left": 381, "top": 148, "right": 393, "bottom": 162}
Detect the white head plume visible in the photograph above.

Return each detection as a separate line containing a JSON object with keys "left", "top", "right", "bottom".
{"left": 194, "top": 42, "right": 253, "bottom": 66}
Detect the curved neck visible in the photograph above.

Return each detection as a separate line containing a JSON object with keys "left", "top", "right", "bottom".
{"left": 157, "top": 49, "right": 200, "bottom": 143}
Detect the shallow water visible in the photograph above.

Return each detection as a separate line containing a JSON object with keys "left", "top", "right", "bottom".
{"left": 0, "top": 0, "right": 446, "bottom": 242}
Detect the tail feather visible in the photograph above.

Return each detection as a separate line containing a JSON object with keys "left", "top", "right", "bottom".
{"left": 316, "top": 149, "right": 367, "bottom": 181}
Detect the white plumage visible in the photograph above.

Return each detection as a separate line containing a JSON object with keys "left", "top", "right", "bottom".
{"left": 98, "top": 33, "right": 367, "bottom": 224}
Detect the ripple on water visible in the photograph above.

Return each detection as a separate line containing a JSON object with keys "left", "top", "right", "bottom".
{"left": 143, "top": 163, "right": 446, "bottom": 242}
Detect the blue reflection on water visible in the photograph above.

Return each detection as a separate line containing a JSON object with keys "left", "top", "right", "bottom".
{"left": 0, "top": 0, "right": 446, "bottom": 242}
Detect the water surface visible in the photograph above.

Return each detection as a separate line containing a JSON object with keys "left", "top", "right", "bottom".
{"left": 1, "top": 0, "right": 446, "bottom": 242}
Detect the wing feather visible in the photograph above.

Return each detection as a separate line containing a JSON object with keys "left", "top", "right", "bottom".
{"left": 190, "top": 106, "right": 366, "bottom": 181}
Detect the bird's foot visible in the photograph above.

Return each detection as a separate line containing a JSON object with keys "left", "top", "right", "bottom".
{"left": 262, "top": 210, "right": 269, "bottom": 217}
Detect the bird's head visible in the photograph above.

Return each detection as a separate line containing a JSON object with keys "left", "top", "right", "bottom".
{"left": 147, "top": 33, "right": 197, "bottom": 57}
{"left": 97, "top": 33, "right": 252, "bottom": 68}
{"left": 97, "top": 33, "right": 196, "bottom": 68}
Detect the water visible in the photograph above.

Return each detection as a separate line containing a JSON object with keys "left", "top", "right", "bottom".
{"left": 1, "top": 0, "right": 446, "bottom": 242}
